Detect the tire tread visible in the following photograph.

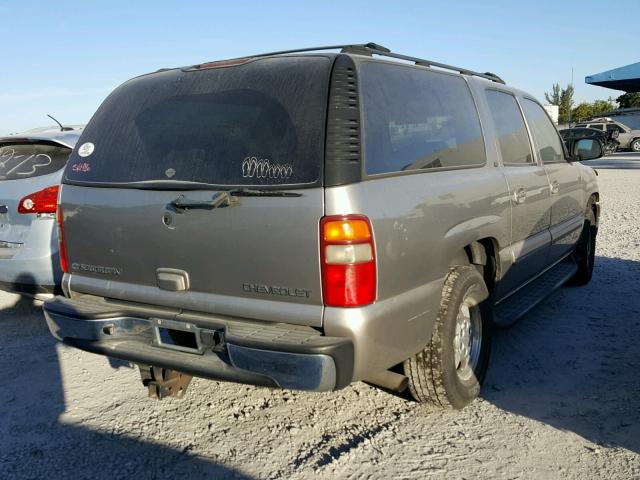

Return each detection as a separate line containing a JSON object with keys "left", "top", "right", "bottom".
{"left": 405, "top": 266, "right": 482, "bottom": 409}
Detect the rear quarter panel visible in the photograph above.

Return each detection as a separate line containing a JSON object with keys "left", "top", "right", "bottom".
{"left": 323, "top": 167, "right": 511, "bottom": 379}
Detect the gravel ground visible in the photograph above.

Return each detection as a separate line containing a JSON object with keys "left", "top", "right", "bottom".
{"left": 1, "top": 166, "right": 639, "bottom": 479}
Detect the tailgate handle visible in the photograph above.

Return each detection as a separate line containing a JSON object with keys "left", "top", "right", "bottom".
{"left": 156, "top": 268, "right": 190, "bottom": 292}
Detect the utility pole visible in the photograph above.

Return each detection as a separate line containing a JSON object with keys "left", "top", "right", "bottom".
{"left": 568, "top": 67, "right": 574, "bottom": 126}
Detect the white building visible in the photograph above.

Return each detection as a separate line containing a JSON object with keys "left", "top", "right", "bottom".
{"left": 543, "top": 104, "right": 559, "bottom": 125}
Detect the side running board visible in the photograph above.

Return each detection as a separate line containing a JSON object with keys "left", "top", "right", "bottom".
{"left": 493, "top": 259, "right": 578, "bottom": 328}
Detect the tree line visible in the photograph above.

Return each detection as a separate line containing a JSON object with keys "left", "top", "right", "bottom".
{"left": 545, "top": 84, "right": 640, "bottom": 124}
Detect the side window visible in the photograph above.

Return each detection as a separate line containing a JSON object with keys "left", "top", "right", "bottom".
{"left": 485, "top": 90, "right": 533, "bottom": 165}
{"left": 360, "top": 62, "right": 486, "bottom": 175}
{"left": 588, "top": 124, "right": 604, "bottom": 130}
{"left": 521, "top": 99, "right": 564, "bottom": 164}
{"left": 606, "top": 124, "right": 624, "bottom": 133}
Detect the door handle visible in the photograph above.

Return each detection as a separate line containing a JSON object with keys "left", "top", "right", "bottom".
{"left": 550, "top": 180, "right": 560, "bottom": 195}
{"left": 513, "top": 188, "right": 526, "bottom": 204}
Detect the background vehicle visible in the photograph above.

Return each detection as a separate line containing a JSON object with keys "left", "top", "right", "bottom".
{"left": 0, "top": 125, "right": 83, "bottom": 295}
{"left": 44, "top": 44, "right": 601, "bottom": 410}
{"left": 560, "top": 127, "right": 615, "bottom": 155}
{"left": 575, "top": 117, "right": 640, "bottom": 152}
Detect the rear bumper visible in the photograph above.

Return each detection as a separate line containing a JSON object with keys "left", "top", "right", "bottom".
{"left": 0, "top": 219, "right": 61, "bottom": 291}
{"left": 43, "top": 295, "right": 353, "bottom": 392}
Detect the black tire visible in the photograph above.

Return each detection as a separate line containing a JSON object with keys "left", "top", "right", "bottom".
{"left": 569, "top": 205, "right": 597, "bottom": 286}
{"left": 404, "top": 266, "right": 491, "bottom": 409}
{"left": 631, "top": 138, "right": 640, "bottom": 153}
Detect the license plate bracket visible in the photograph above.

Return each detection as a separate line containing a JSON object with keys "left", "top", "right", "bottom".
{"left": 152, "top": 318, "right": 203, "bottom": 355}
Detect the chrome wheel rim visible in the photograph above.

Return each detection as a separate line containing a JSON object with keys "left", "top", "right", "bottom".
{"left": 453, "top": 294, "right": 482, "bottom": 381}
{"left": 633, "top": 142, "right": 640, "bottom": 152}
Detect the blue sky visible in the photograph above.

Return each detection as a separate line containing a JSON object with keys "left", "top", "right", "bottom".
{"left": 1, "top": 0, "right": 638, "bottom": 135}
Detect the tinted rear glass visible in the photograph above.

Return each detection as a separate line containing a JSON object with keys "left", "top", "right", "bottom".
{"left": 360, "top": 62, "right": 486, "bottom": 175}
{"left": 65, "top": 56, "right": 331, "bottom": 187}
{"left": 0, "top": 143, "right": 70, "bottom": 181}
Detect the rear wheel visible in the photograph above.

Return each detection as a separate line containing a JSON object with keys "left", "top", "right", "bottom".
{"left": 569, "top": 206, "right": 597, "bottom": 286}
{"left": 404, "top": 266, "right": 491, "bottom": 409}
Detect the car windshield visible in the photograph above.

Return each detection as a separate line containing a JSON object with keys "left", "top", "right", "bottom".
{"left": 64, "top": 56, "right": 331, "bottom": 188}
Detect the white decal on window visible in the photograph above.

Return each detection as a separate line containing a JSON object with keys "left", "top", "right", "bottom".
{"left": 242, "top": 156, "right": 293, "bottom": 179}
{"left": 0, "top": 148, "right": 53, "bottom": 177}
{"left": 78, "top": 142, "right": 95, "bottom": 157}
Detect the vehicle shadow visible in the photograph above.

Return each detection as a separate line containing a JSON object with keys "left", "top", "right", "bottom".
{"left": 483, "top": 255, "right": 640, "bottom": 454}
{"left": 583, "top": 153, "right": 640, "bottom": 169}
{"left": 0, "top": 276, "right": 254, "bottom": 480}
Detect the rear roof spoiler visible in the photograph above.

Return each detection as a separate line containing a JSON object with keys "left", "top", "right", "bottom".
{"left": 0, "top": 136, "right": 77, "bottom": 149}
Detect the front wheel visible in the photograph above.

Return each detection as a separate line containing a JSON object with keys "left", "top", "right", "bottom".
{"left": 404, "top": 266, "right": 491, "bottom": 409}
{"left": 631, "top": 139, "right": 640, "bottom": 152}
{"left": 569, "top": 206, "right": 597, "bottom": 286}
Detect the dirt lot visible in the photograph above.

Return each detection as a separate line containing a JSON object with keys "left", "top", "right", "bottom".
{"left": 1, "top": 164, "right": 639, "bottom": 479}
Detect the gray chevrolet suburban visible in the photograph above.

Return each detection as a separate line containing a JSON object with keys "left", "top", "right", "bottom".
{"left": 44, "top": 43, "right": 602, "bottom": 409}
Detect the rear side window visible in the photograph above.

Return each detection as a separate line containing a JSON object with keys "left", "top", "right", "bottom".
{"left": 64, "top": 56, "right": 331, "bottom": 187}
{"left": 360, "top": 62, "right": 486, "bottom": 175}
{"left": 588, "top": 124, "right": 604, "bottom": 130}
{"left": 521, "top": 99, "right": 564, "bottom": 164}
{"left": 0, "top": 143, "right": 71, "bottom": 181}
{"left": 485, "top": 90, "right": 533, "bottom": 165}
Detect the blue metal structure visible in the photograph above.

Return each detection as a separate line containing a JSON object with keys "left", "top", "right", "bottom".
{"left": 586, "top": 62, "right": 640, "bottom": 92}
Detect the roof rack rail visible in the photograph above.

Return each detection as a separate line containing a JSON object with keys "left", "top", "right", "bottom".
{"left": 240, "top": 42, "right": 505, "bottom": 84}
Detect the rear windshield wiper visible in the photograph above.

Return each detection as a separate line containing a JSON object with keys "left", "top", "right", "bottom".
{"left": 170, "top": 192, "right": 239, "bottom": 211}
{"left": 229, "top": 188, "right": 302, "bottom": 197}
{"left": 170, "top": 189, "right": 302, "bottom": 211}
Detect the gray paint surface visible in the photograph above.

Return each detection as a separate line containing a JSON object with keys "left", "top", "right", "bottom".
{"left": 55, "top": 54, "right": 598, "bottom": 383}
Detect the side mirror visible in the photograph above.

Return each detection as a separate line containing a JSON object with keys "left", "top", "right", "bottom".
{"left": 573, "top": 138, "right": 603, "bottom": 161}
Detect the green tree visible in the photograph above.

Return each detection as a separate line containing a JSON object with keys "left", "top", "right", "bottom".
{"left": 571, "top": 99, "right": 616, "bottom": 122}
{"left": 591, "top": 99, "right": 615, "bottom": 116}
{"left": 545, "top": 83, "right": 574, "bottom": 124}
{"left": 572, "top": 103, "right": 593, "bottom": 122}
{"left": 616, "top": 92, "right": 640, "bottom": 109}
{"left": 545, "top": 84, "right": 561, "bottom": 105}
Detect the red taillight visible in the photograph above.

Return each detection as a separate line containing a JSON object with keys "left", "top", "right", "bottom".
{"left": 320, "top": 215, "right": 376, "bottom": 307}
{"left": 56, "top": 205, "right": 69, "bottom": 274}
{"left": 17, "top": 185, "right": 59, "bottom": 214}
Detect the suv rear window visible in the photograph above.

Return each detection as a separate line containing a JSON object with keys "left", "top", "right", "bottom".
{"left": 0, "top": 142, "right": 71, "bottom": 181}
{"left": 360, "top": 62, "right": 486, "bottom": 175}
{"left": 64, "top": 56, "right": 331, "bottom": 187}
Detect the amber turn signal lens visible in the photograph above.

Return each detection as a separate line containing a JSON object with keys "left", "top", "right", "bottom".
{"left": 323, "top": 220, "right": 371, "bottom": 242}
